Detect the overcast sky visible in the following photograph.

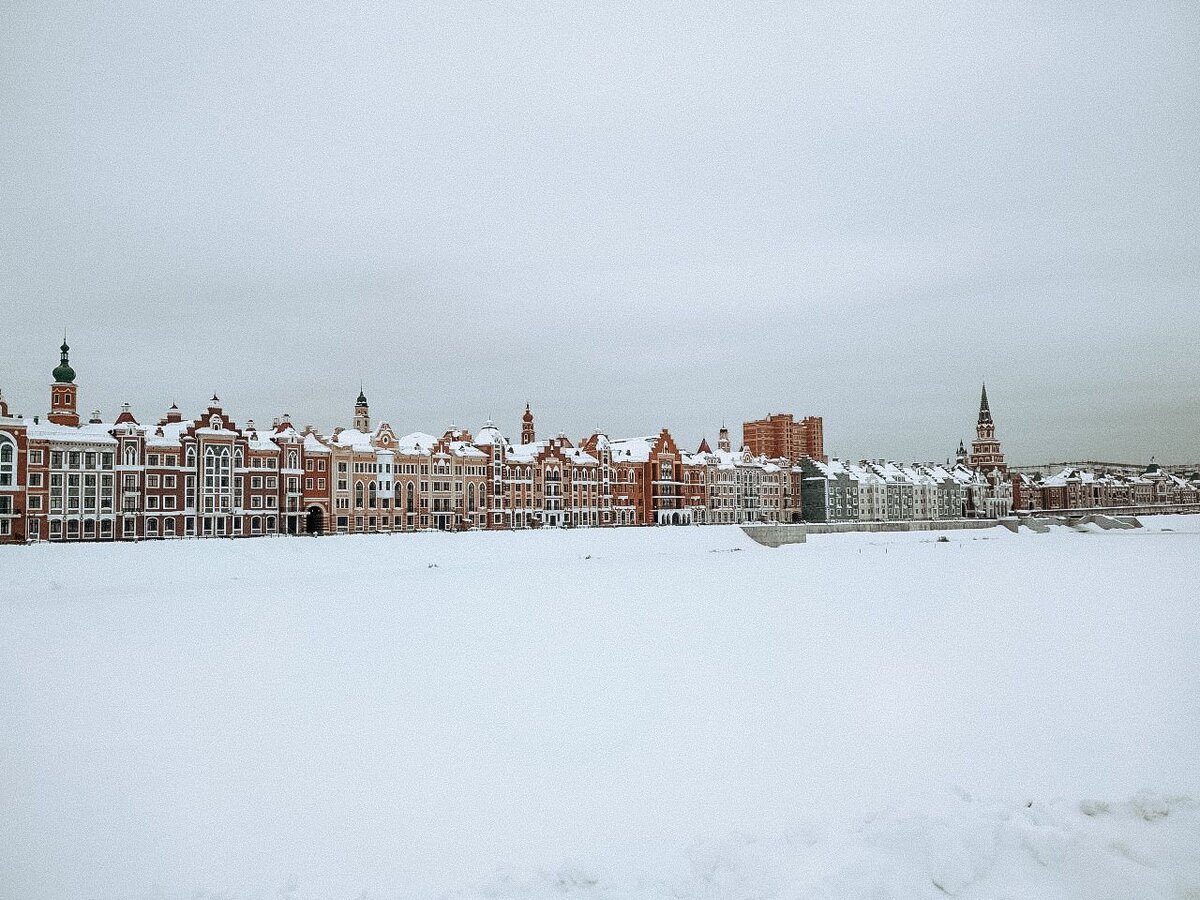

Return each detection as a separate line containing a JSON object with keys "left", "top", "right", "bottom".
{"left": 2, "top": 2, "right": 1197, "bottom": 464}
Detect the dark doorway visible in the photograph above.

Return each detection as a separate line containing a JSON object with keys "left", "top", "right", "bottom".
{"left": 305, "top": 506, "right": 324, "bottom": 535}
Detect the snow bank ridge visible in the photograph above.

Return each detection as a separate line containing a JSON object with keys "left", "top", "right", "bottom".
{"left": 448, "top": 793, "right": 1200, "bottom": 900}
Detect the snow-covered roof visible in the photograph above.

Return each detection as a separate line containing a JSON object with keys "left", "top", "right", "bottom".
{"left": 445, "top": 441, "right": 488, "bottom": 459}
{"left": 563, "top": 447, "right": 598, "bottom": 466}
{"left": 333, "top": 426, "right": 377, "bottom": 450}
{"left": 474, "top": 422, "right": 504, "bottom": 447}
{"left": 303, "top": 433, "right": 330, "bottom": 454}
{"left": 608, "top": 436, "right": 658, "bottom": 463}
{"left": 26, "top": 421, "right": 117, "bottom": 445}
{"left": 396, "top": 432, "right": 438, "bottom": 455}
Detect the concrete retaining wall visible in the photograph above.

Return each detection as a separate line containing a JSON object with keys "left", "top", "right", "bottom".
{"left": 740, "top": 524, "right": 808, "bottom": 547}
{"left": 803, "top": 519, "right": 1002, "bottom": 536}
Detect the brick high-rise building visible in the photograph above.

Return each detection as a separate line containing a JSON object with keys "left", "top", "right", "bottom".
{"left": 742, "top": 413, "right": 825, "bottom": 463}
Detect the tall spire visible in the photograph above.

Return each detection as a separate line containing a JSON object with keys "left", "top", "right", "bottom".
{"left": 977, "top": 382, "right": 992, "bottom": 424}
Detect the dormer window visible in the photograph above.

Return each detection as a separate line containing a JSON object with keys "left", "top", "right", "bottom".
{"left": 210, "top": 416, "right": 221, "bottom": 430}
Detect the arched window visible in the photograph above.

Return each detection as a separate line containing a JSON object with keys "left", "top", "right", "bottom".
{"left": 355, "top": 482, "right": 365, "bottom": 508}
{"left": 235, "top": 449, "right": 244, "bottom": 469}
{"left": 210, "top": 415, "right": 221, "bottom": 430}
{"left": 368, "top": 482, "right": 377, "bottom": 508}
{"left": 467, "top": 483, "right": 475, "bottom": 511}
{"left": 288, "top": 450, "right": 298, "bottom": 469}
{"left": 186, "top": 447, "right": 196, "bottom": 468}
{"left": 204, "top": 446, "right": 232, "bottom": 494}
{"left": 0, "top": 434, "right": 14, "bottom": 488}
{"left": 406, "top": 482, "right": 414, "bottom": 513}
{"left": 124, "top": 443, "right": 137, "bottom": 466}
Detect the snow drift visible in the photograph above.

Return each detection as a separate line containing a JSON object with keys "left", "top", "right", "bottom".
{"left": 2, "top": 518, "right": 1198, "bottom": 899}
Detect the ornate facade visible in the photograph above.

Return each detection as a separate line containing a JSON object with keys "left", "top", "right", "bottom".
{"left": 0, "top": 345, "right": 1059, "bottom": 545}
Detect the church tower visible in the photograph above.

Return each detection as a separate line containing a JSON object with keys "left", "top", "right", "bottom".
{"left": 48, "top": 340, "right": 80, "bottom": 427}
{"left": 521, "top": 403, "right": 535, "bottom": 445}
{"left": 968, "top": 383, "right": 1006, "bottom": 473}
{"left": 353, "top": 387, "right": 370, "bottom": 432}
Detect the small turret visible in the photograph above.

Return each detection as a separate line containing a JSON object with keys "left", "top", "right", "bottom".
{"left": 354, "top": 386, "right": 370, "bottom": 432}
{"left": 521, "top": 403, "right": 535, "bottom": 445}
{"left": 718, "top": 425, "right": 731, "bottom": 453}
{"left": 52, "top": 340, "right": 76, "bottom": 385}
{"left": 48, "top": 340, "right": 80, "bottom": 426}
{"left": 114, "top": 403, "right": 138, "bottom": 426}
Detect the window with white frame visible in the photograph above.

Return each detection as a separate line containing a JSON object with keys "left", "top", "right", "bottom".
{"left": 0, "top": 435, "right": 15, "bottom": 487}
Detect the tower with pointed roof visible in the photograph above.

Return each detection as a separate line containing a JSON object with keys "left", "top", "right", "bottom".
{"left": 521, "top": 403, "right": 535, "bottom": 445}
{"left": 48, "top": 340, "right": 80, "bottom": 427}
{"left": 967, "top": 383, "right": 1006, "bottom": 473}
{"left": 354, "top": 387, "right": 370, "bottom": 432}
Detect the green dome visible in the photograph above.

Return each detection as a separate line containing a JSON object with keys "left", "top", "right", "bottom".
{"left": 53, "top": 341, "right": 75, "bottom": 384}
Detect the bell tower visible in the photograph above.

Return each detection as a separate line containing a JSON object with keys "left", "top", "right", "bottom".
{"left": 968, "top": 383, "right": 1006, "bottom": 473}
{"left": 48, "top": 340, "right": 80, "bottom": 427}
{"left": 521, "top": 403, "right": 535, "bottom": 445}
{"left": 354, "top": 386, "right": 370, "bottom": 432}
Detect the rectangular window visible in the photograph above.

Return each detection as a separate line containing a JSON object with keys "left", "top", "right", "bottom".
{"left": 30, "top": 450, "right": 44, "bottom": 465}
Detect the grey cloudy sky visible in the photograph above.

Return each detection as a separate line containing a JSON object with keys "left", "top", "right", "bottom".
{"left": 2, "top": 2, "right": 1197, "bottom": 464}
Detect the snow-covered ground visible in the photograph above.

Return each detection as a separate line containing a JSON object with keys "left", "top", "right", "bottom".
{"left": 2, "top": 519, "right": 1198, "bottom": 900}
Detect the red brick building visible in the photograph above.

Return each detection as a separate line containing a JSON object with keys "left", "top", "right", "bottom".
{"left": 742, "top": 413, "right": 825, "bottom": 463}
{"left": 0, "top": 342, "right": 820, "bottom": 544}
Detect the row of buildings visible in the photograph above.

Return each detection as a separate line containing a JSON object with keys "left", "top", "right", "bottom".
{"left": 1012, "top": 465, "right": 1200, "bottom": 512}
{"left": 0, "top": 343, "right": 831, "bottom": 543}
{"left": 2, "top": 344, "right": 1190, "bottom": 545}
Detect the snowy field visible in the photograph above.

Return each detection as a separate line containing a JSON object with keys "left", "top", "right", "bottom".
{"left": 2, "top": 518, "right": 1199, "bottom": 900}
